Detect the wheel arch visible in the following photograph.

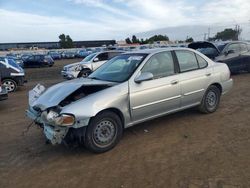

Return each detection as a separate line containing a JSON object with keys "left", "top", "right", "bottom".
{"left": 209, "top": 83, "right": 222, "bottom": 94}
{"left": 2, "top": 77, "right": 17, "bottom": 83}
{"left": 94, "top": 108, "right": 125, "bottom": 129}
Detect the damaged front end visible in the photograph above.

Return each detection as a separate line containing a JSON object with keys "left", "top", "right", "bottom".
{"left": 26, "top": 79, "right": 115, "bottom": 145}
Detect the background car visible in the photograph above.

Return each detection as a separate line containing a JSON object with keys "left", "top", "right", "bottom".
{"left": 23, "top": 54, "right": 54, "bottom": 68}
{"left": 0, "top": 57, "right": 25, "bottom": 92}
{"left": 188, "top": 41, "right": 250, "bottom": 73}
{"left": 75, "top": 49, "right": 90, "bottom": 58}
{"left": 61, "top": 50, "right": 124, "bottom": 79}
{"left": 62, "top": 51, "right": 75, "bottom": 59}
{"left": 48, "top": 51, "right": 62, "bottom": 60}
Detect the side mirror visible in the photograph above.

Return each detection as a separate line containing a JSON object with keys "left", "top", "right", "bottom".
{"left": 93, "top": 57, "right": 99, "bottom": 62}
{"left": 134, "top": 72, "right": 153, "bottom": 83}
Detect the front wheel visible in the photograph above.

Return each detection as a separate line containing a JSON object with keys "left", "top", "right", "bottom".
{"left": 2, "top": 79, "right": 17, "bottom": 92}
{"left": 199, "top": 85, "right": 221, "bottom": 114}
{"left": 84, "top": 111, "right": 123, "bottom": 153}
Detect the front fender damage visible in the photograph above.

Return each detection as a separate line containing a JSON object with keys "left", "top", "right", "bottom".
{"left": 26, "top": 81, "right": 114, "bottom": 146}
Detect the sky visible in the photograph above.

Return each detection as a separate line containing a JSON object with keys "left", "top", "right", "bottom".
{"left": 0, "top": 0, "right": 250, "bottom": 42}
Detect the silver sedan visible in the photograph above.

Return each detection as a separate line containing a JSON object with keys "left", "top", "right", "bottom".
{"left": 26, "top": 48, "right": 233, "bottom": 153}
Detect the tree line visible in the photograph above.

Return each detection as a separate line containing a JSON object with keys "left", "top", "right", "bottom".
{"left": 58, "top": 28, "right": 242, "bottom": 49}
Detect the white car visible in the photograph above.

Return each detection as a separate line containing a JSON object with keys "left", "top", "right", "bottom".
{"left": 27, "top": 48, "right": 233, "bottom": 153}
{"left": 61, "top": 51, "right": 123, "bottom": 79}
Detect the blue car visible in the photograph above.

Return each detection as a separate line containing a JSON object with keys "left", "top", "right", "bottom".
{"left": 23, "top": 54, "right": 54, "bottom": 68}
{"left": 48, "top": 51, "right": 62, "bottom": 60}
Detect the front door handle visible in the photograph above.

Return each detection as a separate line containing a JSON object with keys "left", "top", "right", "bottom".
{"left": 206, "top": 73, "right": 211, "bottom": 77}
{"left": 171, "top": 80, "right": 179, "bottom": 85}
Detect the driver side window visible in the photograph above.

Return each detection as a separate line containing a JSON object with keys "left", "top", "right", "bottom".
{"left": 141, "top": 52, "right": 175, "bottom": 79}
{"left": 97, "top": 53, "right": 108, "bottom": 61}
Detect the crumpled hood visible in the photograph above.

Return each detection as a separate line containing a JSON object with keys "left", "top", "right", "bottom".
{"left": 31, "top": 78, "right": 116, "bottom": 110}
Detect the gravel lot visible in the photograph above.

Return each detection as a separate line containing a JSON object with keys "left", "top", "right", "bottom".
{"left": 1, "top": 59, "right": 250, "bottom": 188}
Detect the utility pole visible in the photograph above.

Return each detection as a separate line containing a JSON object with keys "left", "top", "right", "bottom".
{"left": 235, "top": 24, "right": 241, "bottom": 40}
{"left": 203, "top": 33, "right": 207, "bottom": 41}
{"left": 208, "top": 27, "right": 210, "bottom": 41}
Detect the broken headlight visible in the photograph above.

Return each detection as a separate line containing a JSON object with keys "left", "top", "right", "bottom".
{"left": 46, "top": 110, "right": 75, "bottom": 126}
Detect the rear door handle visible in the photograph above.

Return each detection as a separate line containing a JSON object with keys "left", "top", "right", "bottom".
{"left": 171, "top": 80, "right": 179, "bottom": 85}
{"left": 206, "top": 73, "right": 211, "bottom": 77}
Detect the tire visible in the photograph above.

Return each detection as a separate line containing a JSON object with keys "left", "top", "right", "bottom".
{"left": 198, "top": 85, "right": 221, "bottom": 114}
{"left": 84, "top": 111, "right": 123, "bottom": 153}
{"left": 2, "top": 79, "right": 17, "bottom": 92}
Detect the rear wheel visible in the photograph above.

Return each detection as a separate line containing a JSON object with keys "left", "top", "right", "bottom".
{"left": 199, "top": 85, "right": 221, "bottom": 114}
{"left": 2, "top": 79, "right": 17, "bottom": 92}
{"left": 84, "top": 111, "right": 123, "bottom": 153}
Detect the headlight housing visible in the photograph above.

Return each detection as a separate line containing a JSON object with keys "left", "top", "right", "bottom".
{"left": 46, "top": 111, "right": 75, "bottom": 126}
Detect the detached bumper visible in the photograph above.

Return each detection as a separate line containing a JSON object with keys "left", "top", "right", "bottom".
{"left": 43, "top": 124, "right": 69, "bottom": 145}
{"left": 26, "top": 107, "right": 69, "bottom": 145}
{"left": 222, "top": 78, "right": 233, "bottom": 95}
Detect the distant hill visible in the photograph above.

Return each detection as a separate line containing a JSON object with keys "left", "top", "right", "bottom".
{"left": 135, "top": 25, "right": 250, "bottom": 41}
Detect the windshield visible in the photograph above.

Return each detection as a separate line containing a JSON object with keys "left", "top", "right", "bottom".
{"left": 217, "top": 44, "right": 227, "bottom": 52}
{"left": 82, "top": 53, "right": 96, "bottom": 62}
{"left": 8, "top": 58, "right": 22, "bottom": 70}
{"left": 89, "top": 54, "right": 147, "bottom": 82}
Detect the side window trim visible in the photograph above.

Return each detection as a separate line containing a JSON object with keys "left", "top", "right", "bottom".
{"left": 140, "top": 51, "right": 176, "bottom": 80}
{"left": 174, "top": 50, "right": 199, "bottom": 73}
{"left": 195, "top": 54, "right": 208, "bottom": 69}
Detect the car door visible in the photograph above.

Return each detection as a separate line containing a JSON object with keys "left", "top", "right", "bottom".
{"left": 174, "top": 50, "right": 212, "bottom": 107}
{"left": 25, "top": 56, "right": 34, "bottom": 67}
{"left": 239, "top": 43, "right": 250, "bottom": 71}
{"left": 92, "top": 52, "right": 109, "bottom": 70}
{"left": 217, "top": 43, "right": 241, "bottom": 72}
{"left": 35, "top": 55, "right": 43, "bottom": 67}
{"left": 129, "top": 51, "right": 181, "bottom": 123}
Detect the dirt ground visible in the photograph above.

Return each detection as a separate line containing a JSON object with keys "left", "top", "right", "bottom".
{"left": 0, "top": 59, "right": 250, "bottom": 188}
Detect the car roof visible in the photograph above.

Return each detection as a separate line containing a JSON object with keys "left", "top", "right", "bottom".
{"left": 124, "top": 47, "right": 191, "bottom": 55}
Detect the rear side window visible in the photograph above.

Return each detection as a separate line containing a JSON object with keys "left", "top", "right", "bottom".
{"left": 175, "top": 50, "right": 199, "bottom": 72}
{"left": 196, "top": 54, "right": 208, "bottom": 68}
{"left": 141, "top": 51, "right": 175, "bottom": 79}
